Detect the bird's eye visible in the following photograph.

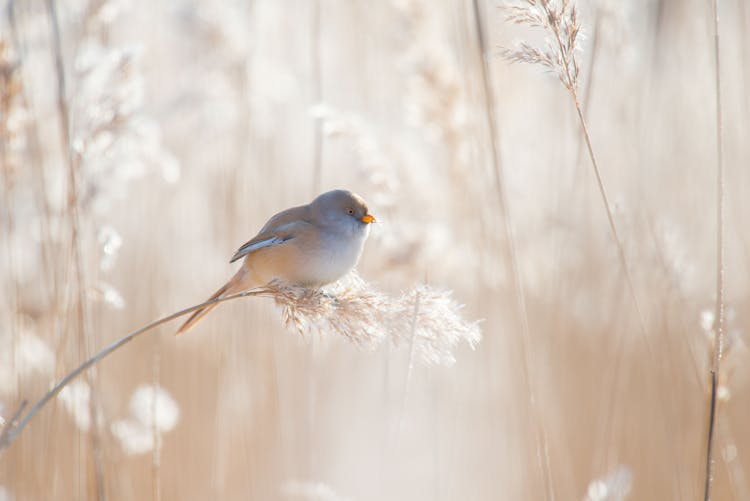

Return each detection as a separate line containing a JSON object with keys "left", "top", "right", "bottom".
{"left": 346, "top": 208, "right": 354, "bottom": 215}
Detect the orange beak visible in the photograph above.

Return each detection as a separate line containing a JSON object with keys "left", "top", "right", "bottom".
{"left": 360, "top": 214, "right": 376, "bottom": 224}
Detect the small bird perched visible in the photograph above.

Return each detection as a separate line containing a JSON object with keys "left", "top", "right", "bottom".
{"left": 177, "top": 189, "right": 376, "bottom": 334}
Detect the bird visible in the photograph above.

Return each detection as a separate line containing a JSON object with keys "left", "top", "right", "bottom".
{"left": 176, "top": 189, "right": 376, "bottom": 334}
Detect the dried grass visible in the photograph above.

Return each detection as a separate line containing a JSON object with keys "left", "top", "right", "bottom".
{"left": 1, "top": 1, "right": 749, "bottom": 499}
{"left": 503, "top": 0, "right": 581, "bottom": 91}
{"left": 0, "top": 274, "right": 479, "bottom": 452}
{"left": 703, "top": 0, "right": 726, "bottom": 499}
{"left": 269, "top": 274, "right": 480, "bottom": 366}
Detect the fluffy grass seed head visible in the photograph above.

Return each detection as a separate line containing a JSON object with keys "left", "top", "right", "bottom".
{"left": 259, "top": 273, "right": 481, "bottom": 366}
{"left": 503, "top": 0, "right": 582, "bottom": 91}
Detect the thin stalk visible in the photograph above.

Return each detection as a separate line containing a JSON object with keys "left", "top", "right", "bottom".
{"left": 1, "top": 13, "right": 23, "bottom": 401}
{"left": 575, "top": 103, "right": 644, "bottom": 332}
{"left": 45, "top": 1, "right": 106, "bottom": 498}
{"left": 8, "top": 1, "right": 59, "bottom": 310}
{"left": 0, "top": 133, "right": 22, "bottom": 405}
{"left": 739, "top": 0, "right": 749, "bottom": 120}
{"left": 398, "top": 293, "right": 420, "bottom": 439}
{"left": 151, "top": 338, "right": 162, "bottom": 501}
{"left": 308, "top": 4, "right": 323, "bottom": 476}
{"left": 523, "top": 5, "right": 646, "bottom": 340}
{"left": 541, "top": 6, "right": 659, "bottom": 480}
{"left": 311, "top": 0, "right": 323, "bottom": 193}
{"left": 569, "top": 60, "right": 653, "bottom": 482}
{"left": 472, "top": 1, "right": 554, "bottom": 499}
{"left": 548, "top": 11, "right": 601, "bottom": 491}
{"left": 0, "top": 288, "right": 275, "bottom": 453}
{"left": 552, "top": 21, "right": 647, "bottom": 338}
{"left": 704, "top": 0, "right": 725, "bottom": 499}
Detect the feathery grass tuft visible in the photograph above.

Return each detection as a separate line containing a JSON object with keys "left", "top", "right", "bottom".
{"left": 268, "top": 273, "right": 481, "bottom": 365}
{"left": 503, "top": 0, "right": 581, "bottom": 91}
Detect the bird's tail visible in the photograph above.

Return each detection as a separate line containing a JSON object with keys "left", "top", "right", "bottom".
{"left": 176, "top": 271, "right": 247, "bottom": 335}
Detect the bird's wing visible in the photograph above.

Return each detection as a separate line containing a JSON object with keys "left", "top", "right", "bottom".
{"left": 229, "top": 206, "right": 312, "bottom": 263}
{"left": 257, "top": 205, "right": 311, "bottom": 234}
{"left": 229, "top": 234, "right": 290, "bottom": 263}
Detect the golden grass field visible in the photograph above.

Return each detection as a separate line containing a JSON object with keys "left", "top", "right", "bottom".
{"left": 1, "top": 0, "right": 749, "bottom": 499}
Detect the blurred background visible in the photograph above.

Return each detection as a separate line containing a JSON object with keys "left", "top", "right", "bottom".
{"left": 1, "top": 0, "right": 749, "bottom": 499}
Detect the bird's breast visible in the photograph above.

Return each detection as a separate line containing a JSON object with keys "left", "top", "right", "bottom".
{"left": 303, "top": 225, "right": 369, "bottom": 285}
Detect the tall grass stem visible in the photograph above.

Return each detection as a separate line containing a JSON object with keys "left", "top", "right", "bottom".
{"left": 45, "top": 1, "right": 106, "bottom": 498}
{"left": 0, "top": 290, "right": 268, "bottom": 453}
{"left": 704, "top": 0, "right": 725, "bottom": 499}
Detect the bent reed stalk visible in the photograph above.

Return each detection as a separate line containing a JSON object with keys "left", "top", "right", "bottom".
{"left": 0, "top": 288, "right": 271, "bottom": 452}
{"left": 0, "top": 277, "right": 479, "bottom": 452}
